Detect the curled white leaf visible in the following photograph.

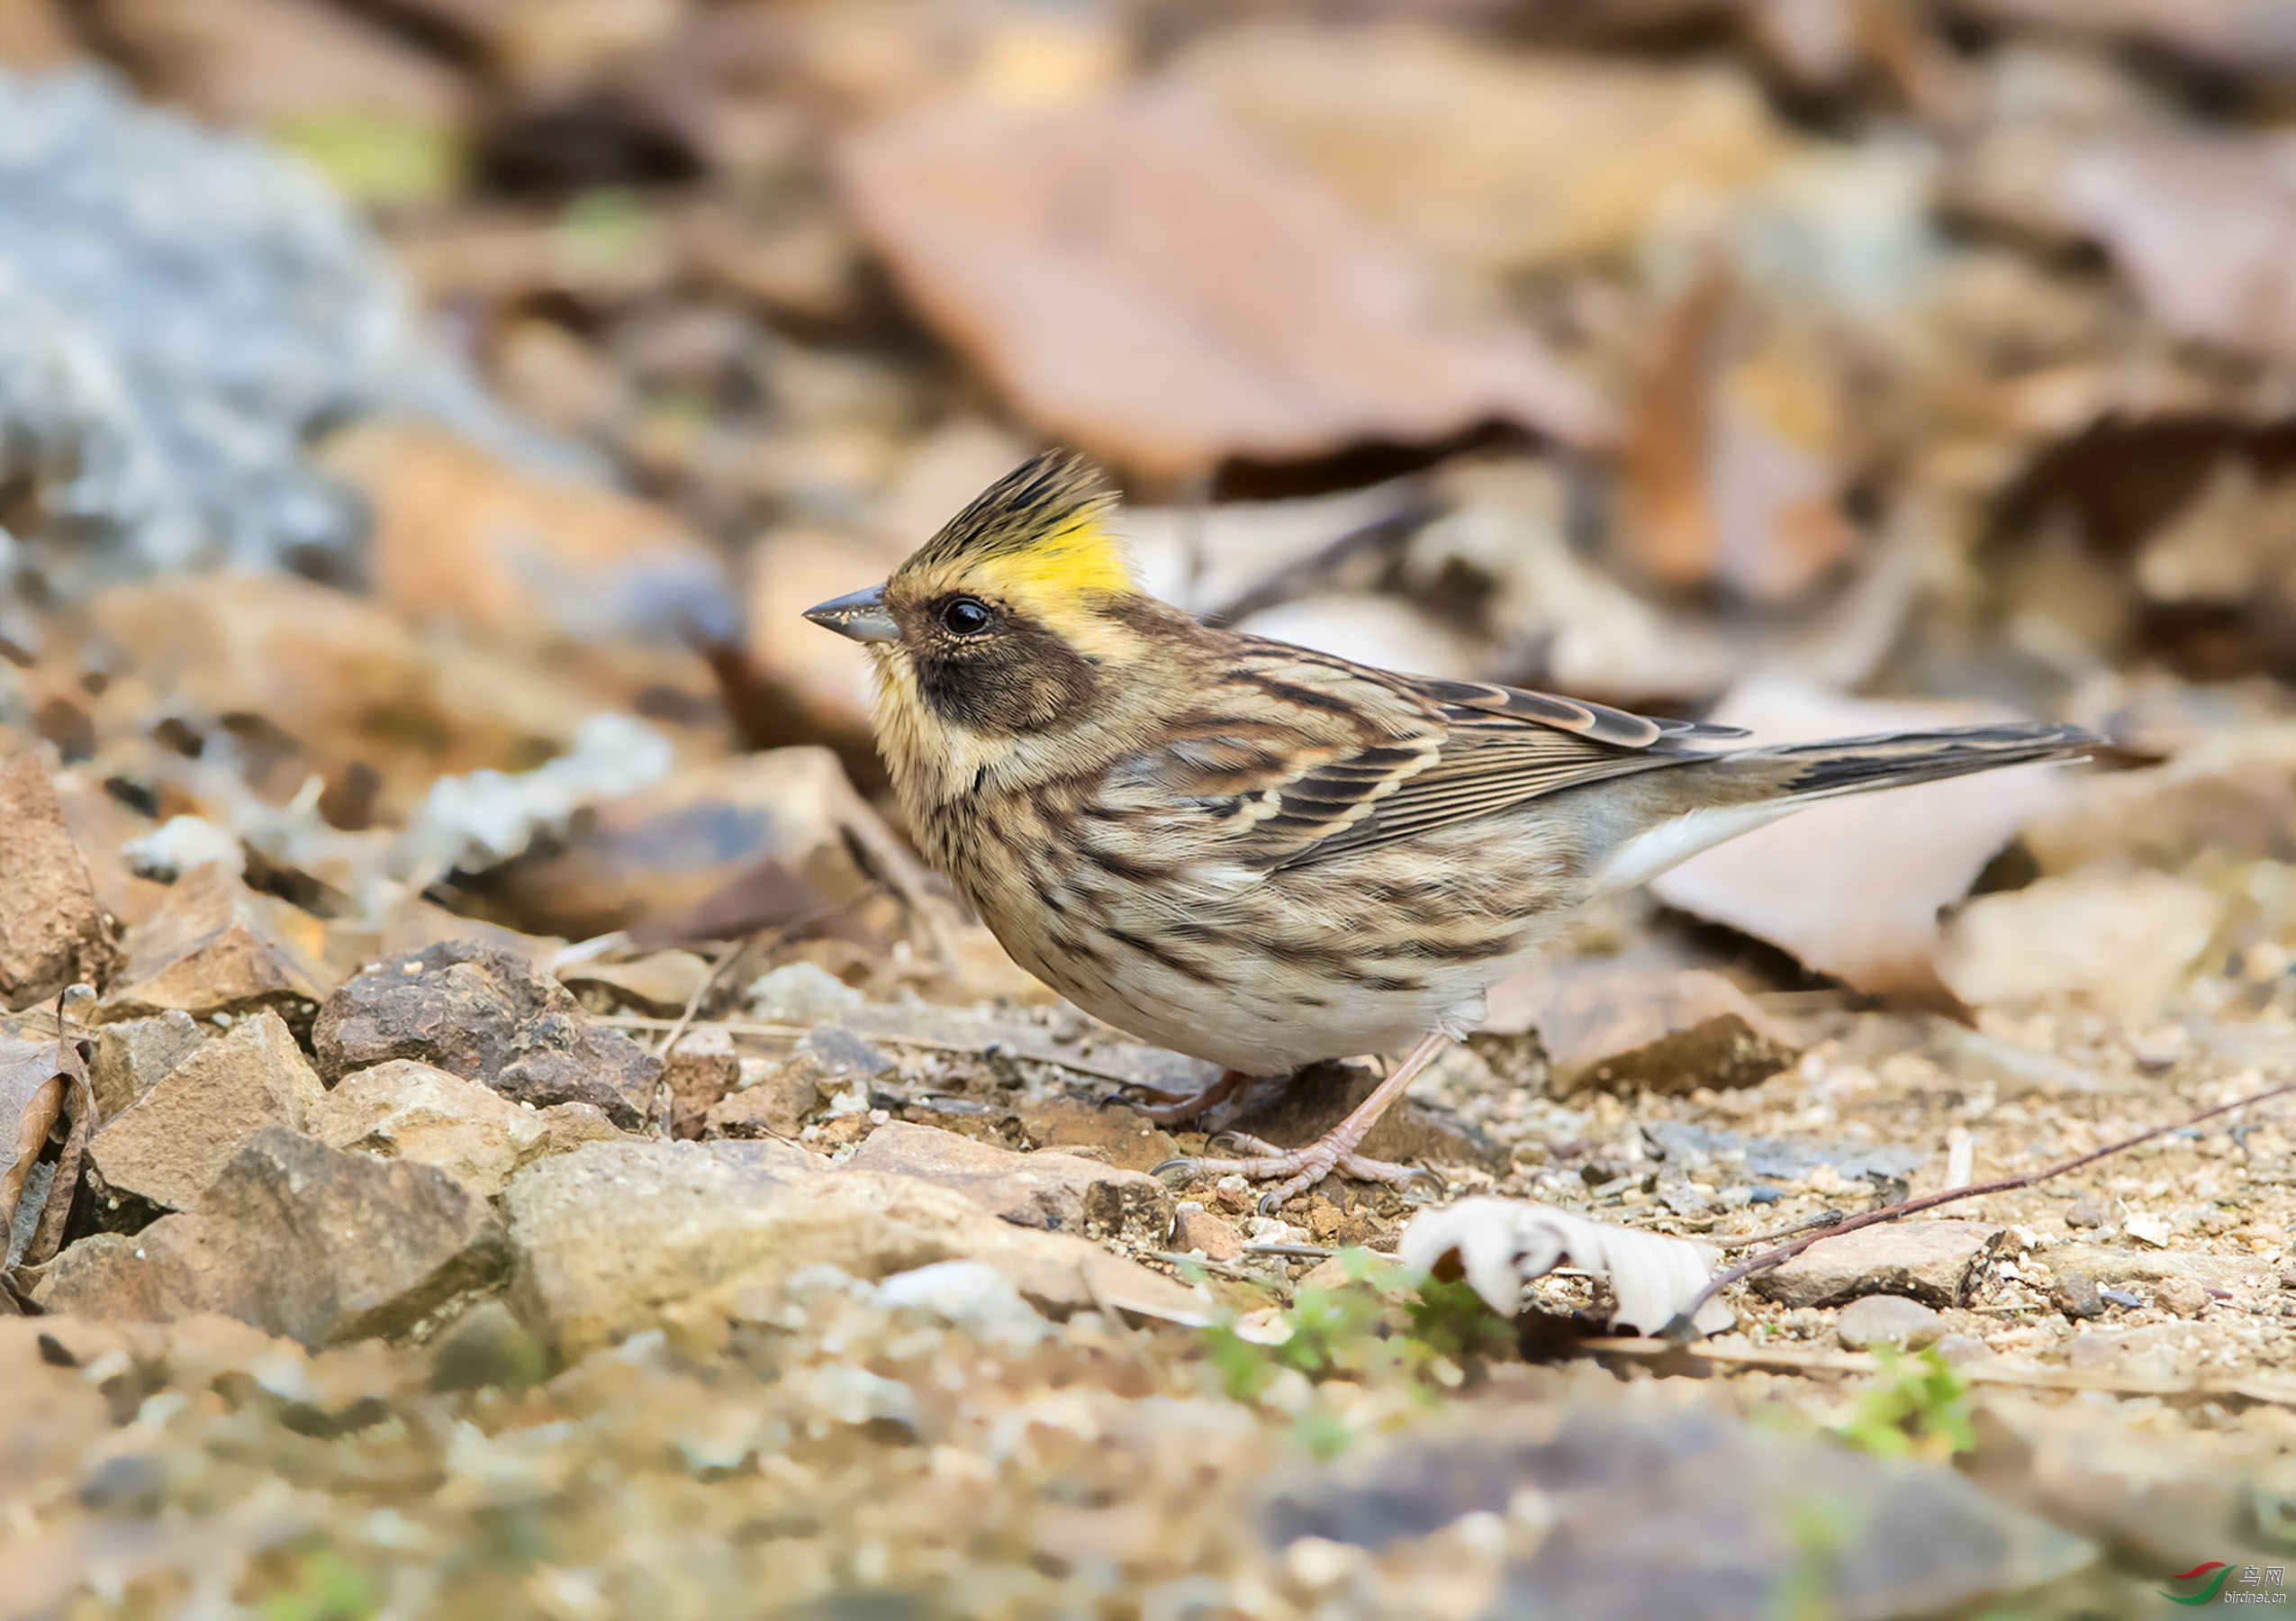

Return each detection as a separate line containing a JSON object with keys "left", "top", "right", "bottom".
{"left": 1397, "top": 1196, "right": 1733, "bottom": 1336}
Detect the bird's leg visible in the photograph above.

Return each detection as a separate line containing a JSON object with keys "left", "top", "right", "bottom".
{"left": 1160, "top": 1032, "right": 1455, "bottom": 1212}
{"left": 1113, "top": 1067, "right": 1251, "bottom": 1124}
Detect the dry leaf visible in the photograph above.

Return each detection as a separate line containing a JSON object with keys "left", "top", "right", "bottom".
{"left": 0, "top": 1032, "right": 63, "bottom": 1240}
{"left": 1650, "top": 675, "right": 2074, "bottom": 1005}
{"left": 1936, "top": 868, "right": 2223, "bottom": 1018}
{"left": 24, "top": 1023, "right": 93, "bottom": 1269}
{"left": 836, "top": 87, "right": 1609, "bottom": 477}
{"left": 1178, "top": 23, "right": 1794, "bottom": 276}
{"left": 1398, "top": 1195, "right": 1731, "bottom": 1336}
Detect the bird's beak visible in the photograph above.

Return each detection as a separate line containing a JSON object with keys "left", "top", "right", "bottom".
{"left": 803, "top": 584, "right": 899, "bottom": 645}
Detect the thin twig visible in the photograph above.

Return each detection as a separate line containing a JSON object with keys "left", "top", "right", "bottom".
{"left": 653, "top": 944, "right": 745, "bottom": 1060}
{"left": 1662, "top": 1077, "right": 2296, "bottom": 1339}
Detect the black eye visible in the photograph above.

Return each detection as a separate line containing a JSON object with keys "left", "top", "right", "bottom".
{"left": 940, "top": 597, "right": 992, "bottom": 636}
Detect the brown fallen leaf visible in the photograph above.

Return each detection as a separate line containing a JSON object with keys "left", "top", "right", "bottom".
{"left": 836, "top": 86, "right": 1610, "bottom": 477}
{"left": 0, "top": 1031, "right": 64, "bottom": 1242}
{"left": 1177, "top": 23, "right": 1794, "bottom": 277}
{"left": 1650, "top": 676, "right": 2076, "bottom": 1007}
{"left": 0, "top": 1009, "right": 92, "bottom": 1265}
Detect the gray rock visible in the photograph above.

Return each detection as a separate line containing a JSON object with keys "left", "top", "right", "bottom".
{"left": 88, "top": 1010, "right": 322, "bottom": 1210}
{"left": 1261, "top": 1404, "right": 2093, "bottom": 1618}
{"left": 845, "top": 1120, "right": 1171, "bottom": 1243}
{"left": 313, "top": 940, "right": 660, "bottom": 1128}
{"left": 0, "top": 66, "right": 590, "bottom": 602}
{"left": 1641, "top": 1119, "right": 1927, "bottom": 1184}
{"left": 41, "top": 1128, "right": 508, "bottom": 1346}
{"left": 88, "top": 1011, "right": 204, "bottom": 1120}
{"left": 1751, "top": 1220, "right": 2005, "bottom": 1309}
{"left": 2064, "top": 1199, "right": 2104, "bottom": 1229}
{"left": 504, "top": 1138, "right": 1203, "bottom": 1361}
{"left": 1834, "top": 1293, "right": 1943, "bottom": 1351}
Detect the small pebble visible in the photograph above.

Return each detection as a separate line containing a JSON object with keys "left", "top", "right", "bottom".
{"left": 2154, "top": 1278, "right": 2210, "bottom": 1318}
{"left": 2064, "top": 1200, "right": 2104, "bottom": 1230}
{"left": 1835, "top": 1294, "right": 1942, "bottom": 1352}
{"left": 2099, "top": 1287, "right": 2144, "bottom": 1310}
{"left": 1932, "top": 1333, "right": 1993, "bottom": 1366}
{"left": 1169, "top": 1202, "right": 1243, "bottom": 1263}
{"left": 2050, "top": 1268, "right": 2104, "bottom": 1320}
{"left": 1748, "top": 1188, "right": 1782, "bottom": 1207}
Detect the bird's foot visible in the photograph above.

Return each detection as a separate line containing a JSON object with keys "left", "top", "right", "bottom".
{"left": 1156, "top": 1132, "right": 1442, "bottom": 1213}
{"left": 1107, "top": 1067, "right": 1248, "bottom": 1125}
{"left": 1151, "top": 1032, "right": 1457, "bottom": 1213}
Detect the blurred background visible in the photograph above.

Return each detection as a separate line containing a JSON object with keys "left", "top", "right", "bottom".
{"left": 9, "top": 4, "right": 2296, "bottom": 1619}
{"left": 10, "top": 0, "right": 2296, "bottom": 850}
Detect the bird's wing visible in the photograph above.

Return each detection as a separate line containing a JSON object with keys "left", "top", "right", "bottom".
{"left": 1111, "top": 644, "right": 1743, "bottom": 872}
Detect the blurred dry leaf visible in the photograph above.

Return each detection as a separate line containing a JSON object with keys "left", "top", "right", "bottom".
{"left": 1960, "top": 0, "right": 2296, "bottom": 76}
{"left": 88, "top": 0, "right": 471, "bottom": 128}
{"left": 837, "top": 88, "right": 1610, "bottom": 477}
{"left": 2132, "top": 457, "right": 2296, "bottom": 606}
{"left": 0, "top": 0, "right": 77, "bottom": 70}
{"left": 321, "top": 421, "right": 730, "bottom": 648}
{"left": 1398, "top": 1195, "right": 1731, "bottom": 1336}
{"left": 2063, "top": 135, "right": 2296, "bottom": 366}
{"left": 1937, "top": 868, "right": 2223, "bottom": 1017}
{"left": 1618, "top": 265, "right": 1859, "bottom": 603}
{"left": 1179, "top": 23, "right": 1794, "bottom": 276}
{"left": 1651, "top": 676, "right": 2074, "bottom": 1006}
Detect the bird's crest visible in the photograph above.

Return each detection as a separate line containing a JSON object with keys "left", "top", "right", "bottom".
{"left": 897, "top": 448, "right": 1134, "bottom": 602}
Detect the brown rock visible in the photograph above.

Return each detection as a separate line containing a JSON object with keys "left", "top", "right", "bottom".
{"left": 1018, "top": 1096, "right": 1183, "bottom": 1173}
{"left": 88, "top": 1011, "right": 205, "bottom": 1119}
{"left": 1170, "top": 1202, "right": 1244, "bottom": 1262}
{"left": 2153, "top": 1277, "right": 2212, "bottom": 1318}
{"left": 845, "top": 1120, "right": 1171, "bottom": 1243}
{"left": 97, "top": 865, "right": 336, "bottom": 1027}
{"left": 469, "top": 749, "right": 929, "bottom": 943}
{"left": 321, "top": 421, "right": 728, "bottom": 650}
{"left": 2051, "top": 1266, "right": 2106, "bottom": 1320}
{"left": 1485, "top": 964, "right": 1802, "bottom": 1095}
{"left": 309, "top": 1059, "right": 619, "bottom": 1197}
{"left": 312, "top": 940, "right": 660, "bottom": 1129}
{"left": 88, "top": 1010, "right": 323, "bottom": 1211}
{"left": 1750, "top": 1220, "right": 2006, "bottom": 1309}
{"left": 506, "top": 1139, "right": 1203, "bottom": 1359}
{"left": 1225, "top": 1061, "right": 1506, "bottom": 1173}
{"left": 662, "top": 1027, "right": 737, "bottom": 1141}
{"left": 0, "top": 754, "right": 122, "bottom": 1010}
{"left": 41, "top": 1129, "right": 509, "bottom": 1347}
{"left": 1834, "top": 1293, "right": 1943, "bottom": 1351}
{"left": 701, "top": 1065, "right": 813, "bottom": 1142}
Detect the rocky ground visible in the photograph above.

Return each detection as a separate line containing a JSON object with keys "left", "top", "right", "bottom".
{"left": 7, "top": 0, "right": 2296, "bottom": 1616}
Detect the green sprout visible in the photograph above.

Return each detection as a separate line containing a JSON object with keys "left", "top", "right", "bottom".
{"left": 1834, "top": 1347, "right": 1976, "bottom": 1462}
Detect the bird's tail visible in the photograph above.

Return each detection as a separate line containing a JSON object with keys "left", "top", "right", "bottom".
{"left": 1586, "top": 721, "right": 2099, "bottom": 897}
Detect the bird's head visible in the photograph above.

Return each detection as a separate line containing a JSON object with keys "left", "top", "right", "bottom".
{"left": 805, "top": 449, "right": 1187, "bottom": 795}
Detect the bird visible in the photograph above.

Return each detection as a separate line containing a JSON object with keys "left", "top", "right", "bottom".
{"left": 806, "top": 449, "right": 2097, "bottom": 1211}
